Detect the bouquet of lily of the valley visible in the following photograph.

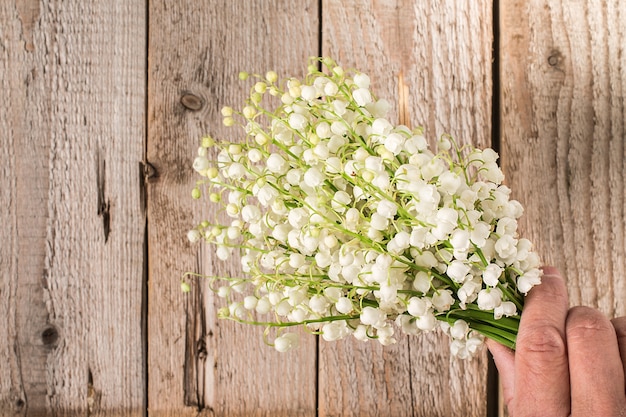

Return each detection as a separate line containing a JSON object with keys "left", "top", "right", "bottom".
{"left": 186, "top": 57, "right": 541, "bottom": 359}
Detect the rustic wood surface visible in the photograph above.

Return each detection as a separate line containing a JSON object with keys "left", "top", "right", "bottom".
{"left": 319, "top": 1, "right": 492, "bottom": 416}
{"left": 147, "top": 1, "right": 319, "bottom": 416}
{"left": 0, "top": 0, "right": 147, "bottom": 416}
{"left": 500, "top": 0, "right": 626, "bottom": 415}
{"left": 1, "top": 0, "right": 624, "bottom": 416}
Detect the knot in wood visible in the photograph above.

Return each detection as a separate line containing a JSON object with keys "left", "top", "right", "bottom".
{"left": 41, "top": 325, "right": 59, "bottom": 346}
{"left": 180, "top": 93, "right": 204, "bottom": 111}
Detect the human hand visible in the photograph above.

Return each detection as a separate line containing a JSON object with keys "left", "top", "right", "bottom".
{"left": 487, "top": 267, "right": 626, "bottom": 416}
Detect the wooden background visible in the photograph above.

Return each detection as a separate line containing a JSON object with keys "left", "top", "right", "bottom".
{"left": 1, "top": 1, "right": 624, "bottom": 416}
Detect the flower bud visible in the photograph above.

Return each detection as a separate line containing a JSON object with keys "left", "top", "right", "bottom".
{"left": 274, "top": 333, "right": 299, "bottom": 352}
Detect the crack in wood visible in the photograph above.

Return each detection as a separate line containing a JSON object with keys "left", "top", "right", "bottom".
{"left": 183, "top": 263, "right": 207, "bottom": 411}
{"left": 87, "top": 367, "right": 101, "bottom": 414}
{"left": 96, "top": 151, "right": 110, "bottom": 243}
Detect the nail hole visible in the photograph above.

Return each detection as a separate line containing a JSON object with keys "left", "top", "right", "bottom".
{"left": 41, "top": 325, "right": 59, "bottom": 346}
{"left": 548, "top": 55, "right": 558, "bottom": 66}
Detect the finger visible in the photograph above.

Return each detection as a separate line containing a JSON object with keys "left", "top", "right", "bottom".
{"left": 611, "top": 316, "right": 626, "bottom": 385}
{"left": 567, "top": 307, "right": 626, "bottom": 416}
{"left": 486, "top": 340, "right": 515, "bottom": 409}
{"left": 513, "top": 269, "right": 570, "bottom": 416}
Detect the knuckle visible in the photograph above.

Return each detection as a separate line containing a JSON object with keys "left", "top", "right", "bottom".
{"left": 517, "top": 323, "right": 566, "bottom": 357}
{"left": 567, "top": 306, "right": 614, "bottom": 342}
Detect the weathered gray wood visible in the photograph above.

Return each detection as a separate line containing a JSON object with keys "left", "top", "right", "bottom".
{"left": 0, "top": 0, "right": 147, "bottom": 415}
{"left": 501, "top": 0, "right": 626, "bottom": 318}
{"left": 147, "top": 1, "right": 319, "bottom": 416}
{"left": 320, "top": 1, "right": 493, "bottom": 416}
{"left": 499, "top": 0, "right": 626, "bottom": 415}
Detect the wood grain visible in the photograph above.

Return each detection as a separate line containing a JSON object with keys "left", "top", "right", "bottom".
{"left": 0, "top": 0, "right": 147, "bottom": 415}
{"left": 499, "top": 1, "right": 626, "bottom": 415}
{"left": 147, "top": 1, "right": 319, "bottom": 416}
{"left": 2, "top": 1, "right": 620, "bottom": 415}
{"left": 320, "top": 1, "right": 493, "bottom": 416}
{"left": 500, "top": 0, "right": 626, "bottom": 314}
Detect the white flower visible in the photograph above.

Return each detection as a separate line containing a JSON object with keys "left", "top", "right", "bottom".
{"left": 496, "top": 217, "right": 518, "bottom": 236}
{"left": 450, "top": 320, "right": 469, "bottom": 340}
{"left": 407, "top": 297, "right": 431, "bottom": 317}
{"left": 255, "top": 298, "right": 271, "bottom": 314}
{"left": 376, "top": 325, "right": 396, "bottom": 345}
{"left": 482, "top": 264, "right": 502, "bottom": 287}
{"left": 227, "top": 162, "right": 246, "bottom": 179}
{"left": 257, "top": 184, "right": 278, "bottom": 206}
{"left": 360, "top": 306, "right": 386, "bottom": 328}
{"left": 300, "top": 85, "right": 317, "bottom": 101}
{"left": 371, "top": 118, "right": 392, "bottom": 136}
{"left": 288, "top": 113, "right": 307, "bottom": 130}
{"left": 193, "top": 156, "right": 210, "bottom": 173}
{"left": 289, "top": 253, "right": 306, "bottom": 269}
{"left": 335, "top": 297, "right": 353, "bottom": 314}
{"left": 370, "top": 212, "right": 389, "bottom": 231}
{"left": 470, "top": 222, "right": 492, "bottom": 247}
{"left": 353, "top": 325, "right": 369, "bottom": 341}
{"left": 518, "top": 268, "right": 542, "bottom": 294}
{"left": 494, "top": 301, "right": 517, "bottom": 319}
{"left": 332, "top": 190, "right": 351, "bottom": 212}
{"left": 384, "top": 133, "right": 404, "bottom": 155}
{"left": 481, "top": 162, "right": 505, "bottom": 183}
{"left": 376, "top": 199, "right": 398, "bottom": 219}
{"left": 187, "top": 229, "right": 201, "bottom": 243}
{"left": 322, "top": 321, "right": 350, "bottom": 341}
{"left": 353, "top": 88, "right": 373, "bottom": 107}
{"left": 274, "top": 333, "right": 299, "bottom": 352}
{"left": 324, "top": 81, "right": 338, "bottom": 96}
{"left": 332, "top": 99, "right": 347, "bottom": 115}
{"left": 477, "top": 287, "right": 503, "bottom": 310}
{"left": 285, "top": 168, "right": 302, "bottom": 185}
{"left": 495, "top": 234, "right": 518, "bottom": 261}
{"left": 457, "top": 280, "right": 481, "bottom": 307}
{"left": 241, "top": 205, "right": 261, "bottom": 223}
{"left": 267, "top": 153, "right": 288, "bottom": 174}
{"left": 412, "top": 271, "right": 431, "bottom": 294}
{"left": 243, "top": 295, "right": 258, "bottom": 310}
{"left": 288, "top": 207, "right": 309, "bottom": 228}
{"left": 414, "top": 313, "right": 437, "bottom": 331}
{"left": 431, "top": 208, "right": 458, "bottom": 240}
{"left": 387, "top": 231, "right": 410, "bottom": 254}
{"left": 446, "top": 260, "right": 471, "bottom": 283}
{"left": 248, "top": 148, "right": 263, "bottom": 162}
{"left": 353, "top": 73, "right": 370, "bottom": 89}
{"left": 432, "top": 290, "right": 454, "bottom": 312}
{"left": 438, "top": 171, "right": 462, "bottom": 194}
{"left": 450, "top": 229, "right": 471, "bottom": 257}
{"left": 303, "top": 167, "right": 325, "bottom": 187}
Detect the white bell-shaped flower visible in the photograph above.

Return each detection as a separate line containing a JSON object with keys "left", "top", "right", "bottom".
{"left": 477, "top": 287, "right": 503, "bottom": 310}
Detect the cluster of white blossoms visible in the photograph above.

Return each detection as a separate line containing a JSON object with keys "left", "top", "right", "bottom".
{"left": 187, "top": 57, "right": 541, "bottom": 358}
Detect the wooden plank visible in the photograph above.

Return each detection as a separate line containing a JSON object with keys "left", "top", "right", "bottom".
{"left": 499, "top": 0, "right": 626, "bottom": 415}
{"left": 0, "top": 0, "right": 147, "bottom": 415}
{"left": 500, "top": 0, "right": 626, "bottom": 317}
{"left": 146, "top": 1, "right": 319, "bottom": 416}
{"left": 320, "top": 1, "right": 493, "bottom": 416}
